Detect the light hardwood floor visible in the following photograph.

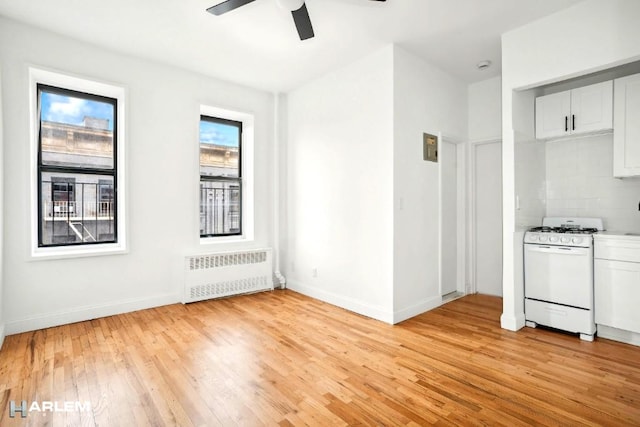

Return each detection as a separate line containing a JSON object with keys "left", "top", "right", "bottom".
{"left": 1, "top": 291, "right": 639, "bottom": 426}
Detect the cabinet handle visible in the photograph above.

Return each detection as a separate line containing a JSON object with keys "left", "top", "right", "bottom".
{"left": 565, "top": 116, "right": 568, "bottom": 132}
{"left": 572, "top": 114, "right": 576, "bottom": 131}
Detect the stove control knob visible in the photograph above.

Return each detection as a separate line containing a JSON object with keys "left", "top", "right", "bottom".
{"left": 549, "top": 236, "right": 559, "bottom": 243}
{"left": 560, "top": 236, "right": 570, "bottom": 244}
{"left": 529, "top": 234, "right": 538, "bottom": 241}
{"left": 572, "top": 237, "right": 583, "bottom": 245}
{"left": 539, "top": 235, "right": 548, "bottom": 242}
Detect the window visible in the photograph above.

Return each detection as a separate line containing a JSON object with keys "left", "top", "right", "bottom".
{"left": 199, "top": 116, "right": 242, "bottom": 237}
{"left": 37, "top": 84, "right": 117, "bottom": 248}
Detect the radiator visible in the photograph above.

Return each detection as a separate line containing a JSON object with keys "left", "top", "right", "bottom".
{"left": 183, "top": 248, "right": 274, "bottom": 303}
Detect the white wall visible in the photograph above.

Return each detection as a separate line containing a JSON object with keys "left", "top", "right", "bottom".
{"left": 473, "top": 141, "right": 503, "bottom": 296}
{"left": 468, "top": 76, "right": 502, "bottom": 142}
{"left": 284, "top": 45, "right": 395, "bottom": 322}
{"left": 513, "top": 89, "right": 546, "bottom": 230}
{"left": 467, "top": 76, "right": 503, "bottom": 296}
{"left": 392, "top": 47, "right": 467, "bottom": 321}
{"left": 0, "top": 67, "right": 4, "bottom": 348}
{"left": 514, "top": 135, "right": 546, "bottom": 229}
{"left": 274, "top": 93, "right": 288, "bottom": 284}
{"left": 546, "top": 134, "right": 640, "bottom": 233}
{"left": 501, "top": 0, "right": 640, "bottom": 331}
{"left": 0, "top": 17, "right": 275, "bottom": 334}
{"left": 503, "top": 0, "right": 640, "bottom": 91}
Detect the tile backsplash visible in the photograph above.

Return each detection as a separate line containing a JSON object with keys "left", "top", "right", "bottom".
{"left": 515, "top": 135, "right": 547, "bottom": 229}
{"left": 546, "top": 134, "right": 640, "bottom": 233}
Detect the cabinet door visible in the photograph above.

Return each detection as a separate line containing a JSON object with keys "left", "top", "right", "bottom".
{"left": 594, "top": 259, "right": 640, "bottom": 333}
{"left": 614, "top": 73, "right": 640, "bottom": 177}
{"left": 535, "top": 91, "right": 570, "bottom": 139}
{"left": 570, "top": 80, "right": 613, "bottom": 135}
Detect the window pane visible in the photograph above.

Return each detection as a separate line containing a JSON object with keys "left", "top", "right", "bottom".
{"left": 200, "top": 180, "right": 241, "bottom": 236}
{"left": 40, "top": 172, "right": 115, "bottom": 246}
{"left": 199, "top": 118, "right": 240, "bottom": 178}
{"left": 40, "top": 89, "right": 115, "bottom": 169}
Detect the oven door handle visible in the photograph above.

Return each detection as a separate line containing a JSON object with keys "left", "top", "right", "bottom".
{"left": 526, "top": 246, "right": 589, "bottom": 255}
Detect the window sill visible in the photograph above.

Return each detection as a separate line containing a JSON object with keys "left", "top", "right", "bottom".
{"left": 199, "top": 235, "right": 253, "bottom": 246}
{"left": 30, "top": 242, "right": 128, "bottom": 261}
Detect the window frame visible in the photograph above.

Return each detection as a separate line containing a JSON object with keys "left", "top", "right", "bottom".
{"left": 29, "top": 68, "right": 127, "bottom": 259}
{"left": 36, "top": 83, "right": 118, "bottom": 248}
{"left": 198, "top": 105, "right": 254, "bottom": 245}
{"left": 199, "top": 115, "right": 243, "bottom": 238}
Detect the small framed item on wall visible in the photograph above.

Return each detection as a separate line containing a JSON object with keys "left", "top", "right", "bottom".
{"left": 423, "top": 132, "right": 438, "bottom": 162}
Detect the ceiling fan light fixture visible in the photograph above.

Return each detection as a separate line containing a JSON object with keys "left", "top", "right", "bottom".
{"left": 276, "top": 0, "right": 305, "bottom": 12}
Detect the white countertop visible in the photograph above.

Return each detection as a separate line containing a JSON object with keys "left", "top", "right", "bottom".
{"left": 595, "top": 231, "right": 640, "bottom": 241}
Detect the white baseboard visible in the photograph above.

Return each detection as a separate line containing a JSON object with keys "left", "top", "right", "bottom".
{"left": 393, "top": 296, "right": 443, "bottom": 324}
{"left": 4, "top": 293, "right": 180, "bottom": 335}
{"left": 0, "top": 323, "right": 5, "bottom": 351}
{"left": 500, "top": 311, "right": 526, "bottom": 331}
{"left": 287, "top": 280, "right": 394, "bottom": 324}
{"left": 597, "top": 324, "right": 640, "bottom": 347}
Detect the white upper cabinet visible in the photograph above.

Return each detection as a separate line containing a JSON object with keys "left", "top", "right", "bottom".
{"left": 535, "top": 91, "right": 571, "bottom": 139}
{"left": 535, "top": 80, "right": 613, "bottom": 140}
{"left": 614, "top": 73, "right": 640, "bottom": 177}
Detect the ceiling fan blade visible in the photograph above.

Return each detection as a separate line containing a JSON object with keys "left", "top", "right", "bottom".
{"left": 207, "top": 0, "right": 257, "bottom": 16}
{"left": 291, "top": 3, "right": 314, "bottom": 40}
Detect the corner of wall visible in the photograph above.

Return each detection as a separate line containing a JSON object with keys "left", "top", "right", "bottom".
{"left": 284, "top": 44, "right": 395, "bottom": 319}
{"left": 273, "top": 92, "right": 287, "bottom": 287}
{"left": 287, "top": 280, "right": 394, "bottom": 325}
{"left": 468, "top": 75, "right": 503, "bottom": 142}
{"left": 391, "top": 44, "right": 469, "bottom": 314}
{"left": 500, "top": 312, "right": 526, "bottom": 331}
{"left": 392, "top": 297, "right": 443, "bottom": 324}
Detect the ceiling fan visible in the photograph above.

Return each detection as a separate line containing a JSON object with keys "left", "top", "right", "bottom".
{"left": 206, "top": 0, "right": 387, "bottom": 41}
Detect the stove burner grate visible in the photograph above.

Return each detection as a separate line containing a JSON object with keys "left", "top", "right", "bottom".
{"left": 528, "top": 226, "right": 598, "bottom": 234}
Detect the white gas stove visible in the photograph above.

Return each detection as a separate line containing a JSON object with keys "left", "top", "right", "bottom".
{"left": 524, "top": 217, "right": 603, "bottom": 247}
{"left": 524, "top": 217, "right": 604, "bottom": 341}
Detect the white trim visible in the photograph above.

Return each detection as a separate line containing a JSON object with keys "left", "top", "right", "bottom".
{"left": 30, "top": 243, "right": 128, "bottom": 261}
{"left": 272, "top": 93, "right": 285, "bottom": 287}
{"left": 439, "top": 133, "right": 467, "bottom": 297}
{"left": 456, "top": 141, "right": 467, "bottom": 295}
{"left": 200, "top": 235, "right": 253, "bottom": 245}
{"left": 393, "top": 296, "right": 443, "bottom": 324}
{"left": 287, "top": 280, "right": 394, "bottom": 324}
{"left": 468, "top": 138, "right": 502, "bottom": 295}
{"left": 597, "top": 324, "right": 640, "bottom": 347}
{"left": 4, "top": 292, "right": 179, "bottom": 335}
{"left": 198, "top": 104, "right": 255, "bottom": 244}
{"left": 0, "top": 68, "right": 4, "bottom": 350}
{"left": 28, "top": 67, "right": 128, "bottom": 260}
{"left": 438, "top": 131, "right": 443, "bottom": 297}
{"left": 500, "top": 312, "right": 526, "bottom": 331}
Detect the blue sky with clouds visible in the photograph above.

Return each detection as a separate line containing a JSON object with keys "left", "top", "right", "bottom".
{"left": 200, "top": 120, "right": 240, "bottom": 147}
{"left": 40, "top": 91, "right": 114, "bottom": 130}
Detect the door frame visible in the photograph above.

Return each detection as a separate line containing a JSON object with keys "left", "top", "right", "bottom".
{"left": 438, "top": 134, "right": 467, "bottom": 299}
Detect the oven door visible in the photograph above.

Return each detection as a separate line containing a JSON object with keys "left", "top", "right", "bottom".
{"left": 524, "top": 244, "right": 593, "bottom": 309}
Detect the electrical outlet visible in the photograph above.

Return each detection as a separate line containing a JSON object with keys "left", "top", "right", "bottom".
{"left": 291, "top": 261, "right": 295, "bottom": 272}
{"left": 312, "top": 268, "right": 318, "bottom": 278}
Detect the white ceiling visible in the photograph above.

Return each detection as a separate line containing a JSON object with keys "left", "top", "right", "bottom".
{"left": 0, "top": 0, "right": 584, "bottom": 92}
